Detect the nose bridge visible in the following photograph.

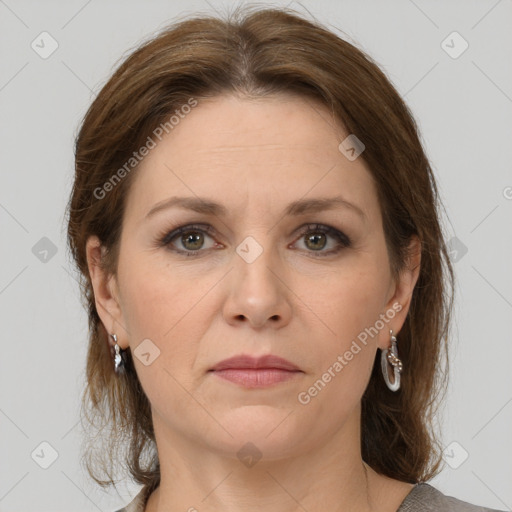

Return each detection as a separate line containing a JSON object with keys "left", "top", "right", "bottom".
{"left": 223, "top": 230, "right": 291, "bottom": 327}
{"left": 234, "top": 231, "right": 280, "bottom": 297}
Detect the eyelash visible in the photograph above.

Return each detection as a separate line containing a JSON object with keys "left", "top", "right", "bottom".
{"left": 157, "top": 223, "right": 352, "bottom": 258}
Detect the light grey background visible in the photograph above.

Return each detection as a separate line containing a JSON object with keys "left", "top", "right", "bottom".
{"left": 1, "top": 0, "right": 511, "bottom": 510}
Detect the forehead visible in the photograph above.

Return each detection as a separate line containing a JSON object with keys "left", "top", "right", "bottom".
{"left": 166, "top": 93, "right": 345, "bottom": 159}
{"left": 126, "top": 93, "right": 379, "bottom": 225}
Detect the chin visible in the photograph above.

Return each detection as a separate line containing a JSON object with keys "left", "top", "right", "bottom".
{"left": 208, "top": 407, "right": 309, "bottom": 458}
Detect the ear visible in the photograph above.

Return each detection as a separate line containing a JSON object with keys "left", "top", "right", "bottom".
{"left": 86, "top": 235, "right": 129, "bottom": 349}
{"left": 377, "top": 234, "right": 421, "bottom": 350}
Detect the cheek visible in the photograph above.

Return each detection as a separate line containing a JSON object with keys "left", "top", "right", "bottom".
{"left": 117, "top": 254, "right": 221, "bottom": 377}
{"left": 118, "top": 250, "right": 208, "bottom": 337}
{"left": 116, "top": 260, "right": 214, "bottom": 417}
{"left": 298, "top": 260, "right": 388, "bottom": 343}
{"left": 295, "top": 261, "right": 386, "bottom": 398}
{"left": 296, "top": 277, "right": 381, "bottom": 427}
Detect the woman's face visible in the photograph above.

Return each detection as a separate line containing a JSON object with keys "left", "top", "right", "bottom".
{"left": 88, "top": 93, "right": 419, "bottom": 460}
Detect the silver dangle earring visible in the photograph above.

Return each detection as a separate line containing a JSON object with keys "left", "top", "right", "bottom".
{"left": 381, "top": 329, "right": 403, "bottom": 392}
{"left": 110, "top": 333, "right": 126, "bottom": 374}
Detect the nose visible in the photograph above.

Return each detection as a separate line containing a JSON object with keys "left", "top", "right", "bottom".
{"left": 222, "top": 238, "right": 293, "bottom": 329}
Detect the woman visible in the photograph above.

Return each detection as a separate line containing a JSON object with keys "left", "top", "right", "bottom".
{"left": 66, "top": 6, "right": 504, "bottom": 512}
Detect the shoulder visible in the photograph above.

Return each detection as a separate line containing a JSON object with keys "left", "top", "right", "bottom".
{"left": 398, "top": 483, "right": 506, "bottom": 512}
{"left": 113, "top": 486, "right": 150, "bottom": 512}
{"left": 113, "top": 482, "right": 507, "bottom": 512}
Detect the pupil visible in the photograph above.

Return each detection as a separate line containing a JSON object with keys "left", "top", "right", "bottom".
{"left": 183, "top": 232, "right": 203, "bottom": 250}
{"left": 306, "top": 233, "right": 326, "bottom": 250}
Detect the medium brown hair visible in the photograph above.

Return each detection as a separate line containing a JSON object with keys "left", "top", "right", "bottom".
{"left": 66, "top": 5, "right": 454, "bottom": 495}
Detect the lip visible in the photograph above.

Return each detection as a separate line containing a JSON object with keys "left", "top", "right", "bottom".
{"left": 209, "top": 354, "right": 303, "bottom": 388}
{"left": 209, "top": 354, "right": 301, "bottom": 372}
{"left": 211, "top": 368, "right": 301, "bottom": 388}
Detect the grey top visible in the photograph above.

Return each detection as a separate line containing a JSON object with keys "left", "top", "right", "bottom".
{"left": 395, "top": 483, "right": 504, "bottom": 511}
{"left": 114, "top": 482, "right": 505, "bottom": 512}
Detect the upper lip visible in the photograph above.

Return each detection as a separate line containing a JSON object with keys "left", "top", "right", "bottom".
{"left": 210, "top": 354, "right": 301, "bottom": 372}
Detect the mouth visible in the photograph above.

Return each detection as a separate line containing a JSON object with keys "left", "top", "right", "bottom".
{"left": 208, "top": 354, "right": 303, "bottom": 388}
{"left": 210, "top": 368, "right": 302, "bottom": 388}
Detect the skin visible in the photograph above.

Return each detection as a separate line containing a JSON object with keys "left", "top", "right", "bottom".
{"left": 87, "top": 93, "right": 421, "bottom": 511}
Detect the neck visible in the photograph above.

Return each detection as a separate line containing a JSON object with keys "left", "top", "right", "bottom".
{"left": 144, "top": 407, "right": 385, "bottom": 512}
{"left": 147, "top": 462, "right": 373, "bottom": 512}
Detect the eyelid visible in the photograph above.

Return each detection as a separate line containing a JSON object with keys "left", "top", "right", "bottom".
{"left": 295, "top": 223, "right": 351, "bottom": 245}
{"left": 291, "top": 223, "right": 352, "bottom": 257}
{"left": 157, "top": 222, "right": 351, "bottom": 256}
{"left": 159, "top": 223, "right": 216, "bottom": 247}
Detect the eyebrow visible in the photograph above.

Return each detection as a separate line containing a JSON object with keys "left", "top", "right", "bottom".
{"left": 145, "top": 195, "right": 366, "bottom": 221}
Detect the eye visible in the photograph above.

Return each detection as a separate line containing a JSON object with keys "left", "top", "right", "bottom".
{"left": 157, "top": 222, "right": 351, "bottom": 258}
{"left": 158, "top": 224, "right": 218, "bottom": 256}
{"left": 293, "top": 224, "right": 351, "bottom": 257}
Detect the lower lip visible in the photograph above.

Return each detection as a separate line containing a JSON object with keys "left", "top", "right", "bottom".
{"left": 211, "top": 368, "right": 302, "bottom": 388}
